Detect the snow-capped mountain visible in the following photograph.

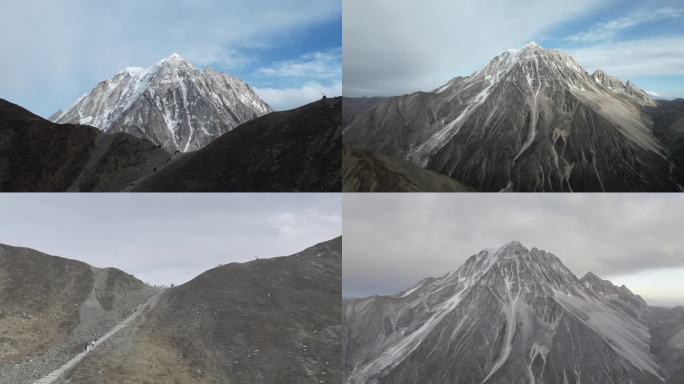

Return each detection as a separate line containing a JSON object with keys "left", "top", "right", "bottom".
{"left": 344, "top": 42, "right": 679, "bottom": 191}
{"left": 344, "top": 241, "right": 679, "bottom": 384}
{"left": 51, "top": 54, "right": 272, "bottom": 152}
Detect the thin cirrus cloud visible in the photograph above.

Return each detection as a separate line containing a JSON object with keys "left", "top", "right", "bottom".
{"left": 254, "top": 48, "right": 341, "bottom": 109}
{"left": 564, "top": 7, "right": 683, "bottom": 43}
{"left": 257, "top": 49, "right": 341, "bottom": 79}
{"left": 0, "top": 0, "right": 340, "bottom": 116}
{"left": 343, "top": 194, "right": 684, "bottom": 306}
{"left": 566, "top": 36, "right": 684, "bottom": 77}
{"left": 254, "top": 82, "right": 342, "bottom": 111}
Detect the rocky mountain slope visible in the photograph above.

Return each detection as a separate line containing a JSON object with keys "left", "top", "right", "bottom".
{"left": 131, "top": 97, "right": 342, "bottom": 192}
{"left": 0, "top": 98, "right": 171, "bottom": 192}
{"left": 51, "top": 54, "right": 271, "bottom": 152}
{"left": 61, "top": 237, "right": 342, "bottom": 384}
{"left": 343, "top": 146, "right": 472, "bottom": 192}
{"left": 0, "top": 244, "right": 158, "bottom": 384}
{"left": 648, "top": 98, "right": 684, "bottom": 186}
{"left": 342, "top": 97, "right": 386, "bottom": 126}
{"left": 344, "top": 241, "right": 682, "bottom": 384}
{"left": 1, "top": 97, "right": 340, "bottom": 192}
{"left": 344, "top": 42, "right": 680, "bottom": 192}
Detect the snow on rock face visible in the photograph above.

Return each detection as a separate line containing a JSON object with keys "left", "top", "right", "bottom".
{"left": 343, "top": 42, "right": 676, "bottom": 192}
{"left": 591, "top": 69, "right": 654, "bottom": 106}
{"left": 344, "top": 241, "right": 667, "bottom": 384}
{"left": 51, "top": 54, "right": 272, "bottom": 152}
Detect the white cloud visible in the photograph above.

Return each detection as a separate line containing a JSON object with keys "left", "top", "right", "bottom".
{"left": 343, "top": 0, "right": 609, "bottom": 96}
{"left": 647, "top": 90, "right": 662, "bottom": 97}
{"left": 0, "top": 0, "right": 340, "bottom": 116}
{"left": 258, "top": 49, "right": 341, "bottom": 79}
{"left": 255, "top": 81, "right": 341, "bottom": 110}
{"left": 567, "top": 37, "right": 684, "bottom": 77}
{"left": 565, "top": 7, "right": 683, "bottom": 43}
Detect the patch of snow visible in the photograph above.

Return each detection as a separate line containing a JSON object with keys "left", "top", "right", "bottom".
{"left": 554, "top": 292, "right": 664, "bottom": 380}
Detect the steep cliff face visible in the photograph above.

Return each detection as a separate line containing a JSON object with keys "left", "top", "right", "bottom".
{"left": 344, "top": 42, "right": 678, "bottom": 192}
{"left": 344, "top": 242, "right": 667, "bottom": 384}
{"left": 51, "top": 53, "right": 271, "bottom": 152}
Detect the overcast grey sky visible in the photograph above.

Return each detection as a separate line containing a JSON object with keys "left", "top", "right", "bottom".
{"left": 343, "top": 194, "right": 684, "bottom": 307}
{"left": 343, "top": 0, "right": 684, "bottom": 99}
{"left": 0, "top": 194, "right": 340, "bottom": 286}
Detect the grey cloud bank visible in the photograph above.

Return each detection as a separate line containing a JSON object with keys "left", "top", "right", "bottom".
{"left": 343, "top": 194, "right": 684, "bottom": 306}
{"left": 0, "top": 194, "right": 341, "bottom": 286}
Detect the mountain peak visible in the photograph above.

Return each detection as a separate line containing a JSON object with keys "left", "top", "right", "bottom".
{"left": 500, "top": 239, "right": 526, "bottom": 249}
{"left": 522, "top": 41, "right": 542, "bottom": 50}
{"left": 581, "top": 271, "right": 601, "bottom": 281}
{"left": 51, "top": 54, "right": 271, "bottom": 152}
{"left": 166, "top": 52, "right": 185, "bottom": 62}
{"left": 157, "top": 53, "right": 192, "bottom": 69}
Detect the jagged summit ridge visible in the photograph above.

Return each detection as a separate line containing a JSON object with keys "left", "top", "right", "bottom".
{"left": 51, "top": 54, "right": 272, "bottom": 152}
{"left": 344, "top": 41, "right": 676, "bottom": 192}
{"left": 344, "top": 242, "right": 666, "bottom": 384}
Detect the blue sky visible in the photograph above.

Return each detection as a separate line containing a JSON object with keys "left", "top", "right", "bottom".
{"left": 542, "top": 0, "right": 684, "bottom": 99}
{"left": 0, "top": 0, "right": 341, "bottom": 116}
{"left": 344, "top": 0, "right": 684, "bottom": 99}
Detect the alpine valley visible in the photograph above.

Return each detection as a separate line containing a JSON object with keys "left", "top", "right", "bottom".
{"left": 344, "top": 241, "right": 684, "bottom": 384}
{"left": 343, "top": 42, "right": 684, "bottom": 192}
{"left": 0, "top": 54, "right": 341, "bottom": 192}
{"left": 0, "top": 237, "right": 342, "bottom": 384}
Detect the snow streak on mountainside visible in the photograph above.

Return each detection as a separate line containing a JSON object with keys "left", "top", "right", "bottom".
{"left": 51, "top": 54, "right": 272, "bottom": 152}
{"left": 344, "top": 42, "right": 680, "bottom": 192}
{"left": 344, "top": 241, "right": 674, "bottom": 384}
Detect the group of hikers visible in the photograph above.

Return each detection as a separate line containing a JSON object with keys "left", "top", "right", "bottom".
{"left": 84, "top": 340, "right": 96, "bottom": 352}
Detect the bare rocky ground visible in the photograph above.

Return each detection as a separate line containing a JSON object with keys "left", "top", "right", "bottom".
{"left": 0, "top": 99, "right": 171, "bottom": 192}
{"left": 2, "top": 238, "right": 341, "bottom": 384}
{"left": 62, "top": 237, "right": 342, "bottom": 384}
{"left": 343, "top": 146, "right": 472, "bottom": 192}
{"left": 131, "top": 97, "right": 342, "bottom": 192}
{"left": 0, "top": 245, "right": 159, "bottom": 384}
{"left": 0, "top": 96, "right": 341, "bottom": 192}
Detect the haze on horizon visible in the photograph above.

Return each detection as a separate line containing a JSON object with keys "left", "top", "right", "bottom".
{"left": 343, "top": 194, "right": 684, "bottom": 307}
{"left": 0, "top": 194, "right": 341, "bottom": 287}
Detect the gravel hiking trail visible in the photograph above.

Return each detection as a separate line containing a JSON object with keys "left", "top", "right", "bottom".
{"left": 33, "top": 293, "right": 160, "bottom": 384}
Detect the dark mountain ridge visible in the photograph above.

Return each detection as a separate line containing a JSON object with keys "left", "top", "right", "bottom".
{"left": 0, "top": 96, "right": 341, "bottom": 192}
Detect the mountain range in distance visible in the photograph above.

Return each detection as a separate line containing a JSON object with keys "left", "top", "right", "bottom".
{"left": 0, "top": 54, "right": 340, "bottom": 192}
{"left": 0, "top": 237, "right": 342, "bottom": 384}
{"left": 344, "top": 241, "right": 684, "bottom": 384}
{"left": 343, "top": 42, "right": 684, "bottom": 192}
